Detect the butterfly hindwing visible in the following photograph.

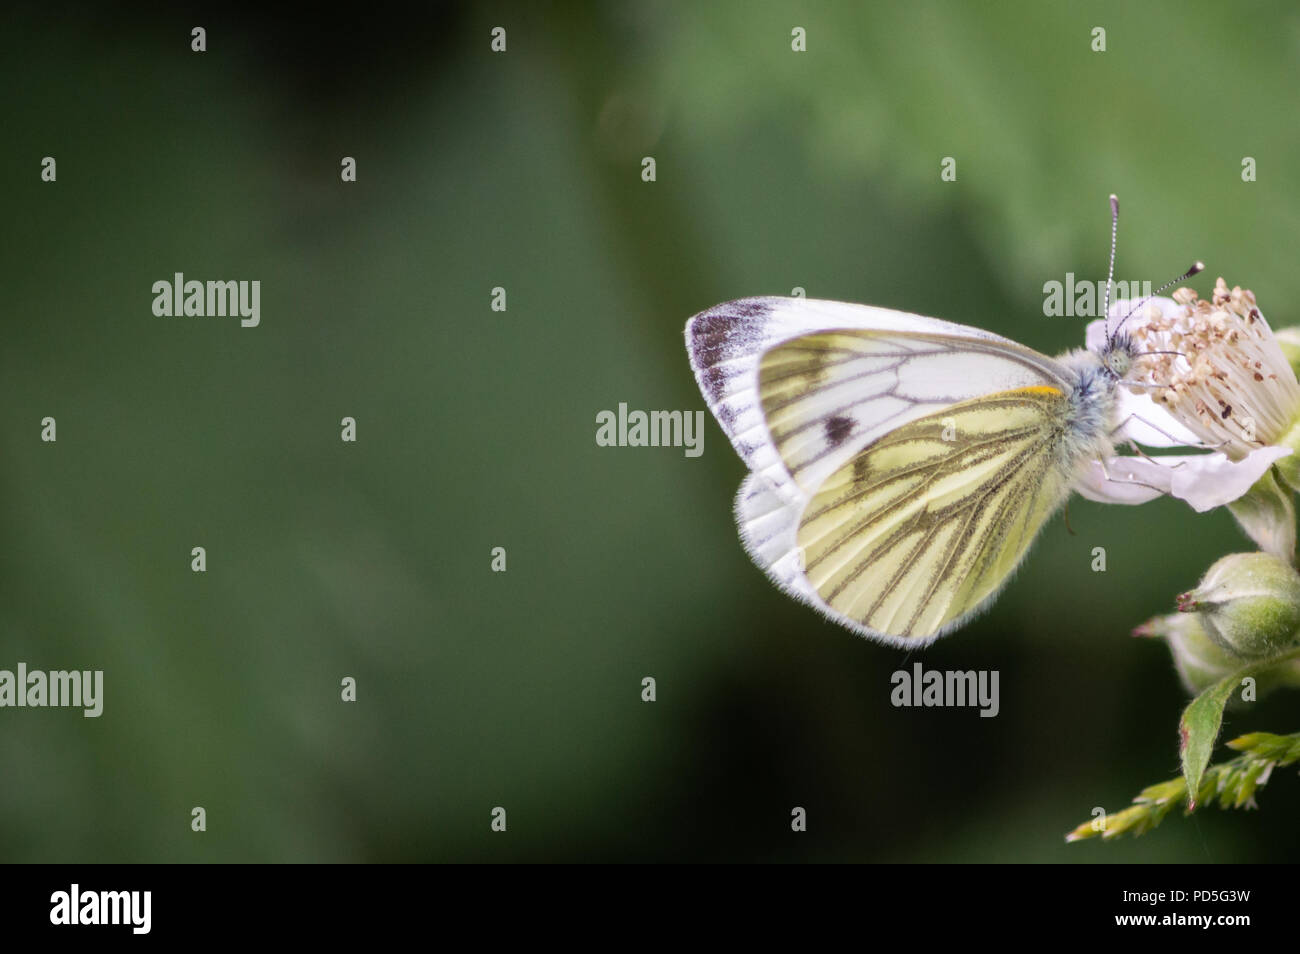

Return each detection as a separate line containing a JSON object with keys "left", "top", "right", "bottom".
{"left": 788, "top": 385, "right": 1073, "bottom": 641}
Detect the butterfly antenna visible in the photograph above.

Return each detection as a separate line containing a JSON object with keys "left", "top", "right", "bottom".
{"left": 1113, "top": 260, "right": 1206, "bottom": 337}
{"left": 1103, "top": 194, "right": 1120, "bottom": 345}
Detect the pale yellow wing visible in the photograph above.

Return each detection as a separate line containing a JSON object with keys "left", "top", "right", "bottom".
{"left": 756, "top": 327, "right": 1070, "bottom": 499}
{"left": 781, "top": 384, "right": 1073, "bottom": 641}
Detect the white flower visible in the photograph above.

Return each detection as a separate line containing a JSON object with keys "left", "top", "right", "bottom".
{"left": 1123, "top": 279, "right": 1299, "bottom": 457}
{"left": 1080, "top": 278, "right": 1299, "bottom": 514}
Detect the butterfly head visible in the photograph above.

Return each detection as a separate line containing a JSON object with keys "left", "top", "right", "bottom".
{"left": 1098, "top": 333, "right": 1137, "bottom": 380}
{"left": 1096, "top": 195, "right": 1204, "bottom": 383}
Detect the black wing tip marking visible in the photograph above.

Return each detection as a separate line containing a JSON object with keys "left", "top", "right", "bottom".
{"left": 686, "top": 297, "right": 777, "bottom": 353}
{"left": 686, "top": 297, "right": 778, "bottom": 402}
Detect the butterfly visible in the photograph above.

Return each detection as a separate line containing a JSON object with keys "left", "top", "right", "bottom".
{"left": 685, "top": 197, "right": 1208, "bottom": 646}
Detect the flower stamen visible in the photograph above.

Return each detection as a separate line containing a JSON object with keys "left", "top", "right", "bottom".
{"left": 1126, "top": 278, "right": 1300, "bottom": 459}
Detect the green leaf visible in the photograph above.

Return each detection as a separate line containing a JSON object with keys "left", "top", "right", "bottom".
{"left": 1069, "top": 729, "right": 1300, "bottom": 842}
{"left": 1179, "top": 676, "right": 1240, "bottom": 807}
{"left": 1179, "top": 647, "right": 1300, "bottom": 806}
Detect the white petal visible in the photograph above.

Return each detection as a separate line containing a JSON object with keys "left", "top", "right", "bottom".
{"left": 1166, "top": 446, "right": 1293, "bottom": 512}
{"left": 1074, "top": 457, "right": 1167, "bottom": 505}
{"left": 1111, "top": 387, "right": 1203, "bottom": 448}
{"left": 1073, "top": 446, "right": 1292, "bottom": 511}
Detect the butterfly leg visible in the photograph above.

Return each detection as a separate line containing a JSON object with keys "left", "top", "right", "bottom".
{"left": 1098, "top": 456, "right": 1166, "bottom": 493}
{"left": 1123, "top": 439, "right": 1188, "bottom": 468}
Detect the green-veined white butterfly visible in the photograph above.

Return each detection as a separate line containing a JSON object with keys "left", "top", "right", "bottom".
{"left": 684, "top": 197, "right": 1260, "bottom": 646}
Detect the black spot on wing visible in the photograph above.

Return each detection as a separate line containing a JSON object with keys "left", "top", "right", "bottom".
{"left": 825, "top": 415, "right": 854, "bottom": 447}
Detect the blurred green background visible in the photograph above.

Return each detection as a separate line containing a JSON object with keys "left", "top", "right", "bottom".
{"left": 3, "top": 0, "right": 1299, "bottom": 861}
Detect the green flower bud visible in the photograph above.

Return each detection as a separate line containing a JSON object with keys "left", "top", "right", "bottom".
{"left": 1138, "top": 609, "right": 1300, "bottom": 701}
{"left": 1135, "top": 612, "right": 1241, "bottom": 695}
{"left": 1176, "top": 552, "right": 1300, "bottom": 660}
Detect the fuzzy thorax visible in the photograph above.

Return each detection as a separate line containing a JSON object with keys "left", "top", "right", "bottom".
{"left": 1056, "top": 347, "right": 1121, "bottom": 471}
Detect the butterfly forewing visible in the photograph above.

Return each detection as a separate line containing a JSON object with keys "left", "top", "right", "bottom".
{"left": 686, "top": 299, "right": 1068, "bottom": 506}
